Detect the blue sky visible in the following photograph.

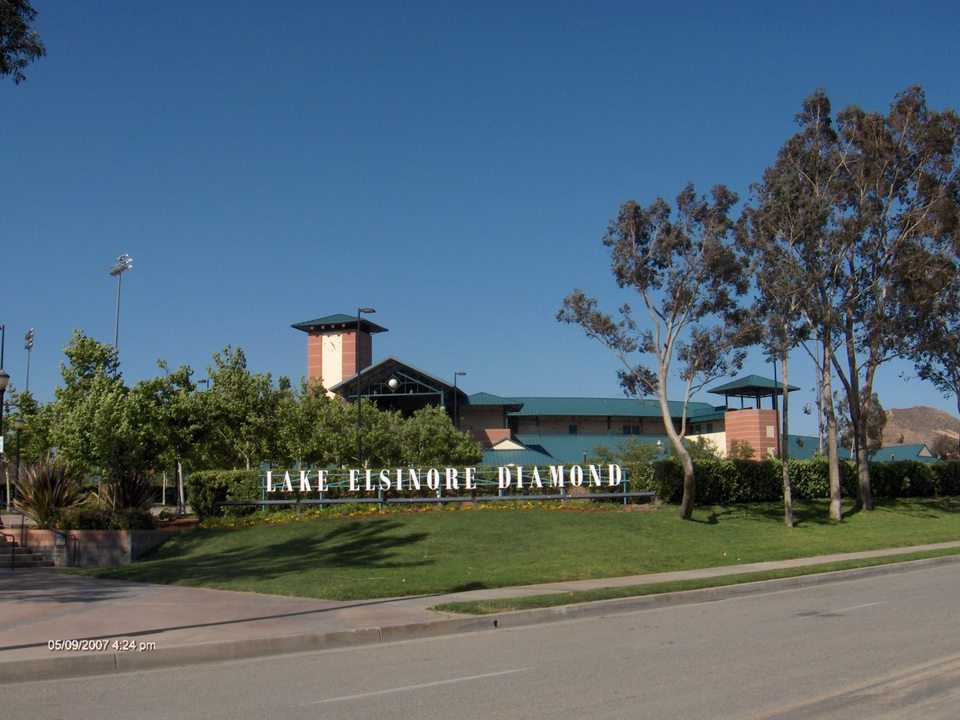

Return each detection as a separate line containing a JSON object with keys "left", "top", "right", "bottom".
{"left": 2, "top": 0, "right": 959, "bottom": 437}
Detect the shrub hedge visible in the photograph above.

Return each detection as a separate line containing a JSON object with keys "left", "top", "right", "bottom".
{"left": 185, "top": 470, "right": 262, "bottom": 520}
{"left": 56, "top": 507, "right": 155, "bottom": 530}
{"left": 643, "top": 458, "right": 958, "bottom": 505}
{"left": 184, "top": 461, "right": 960, "bottom": 517}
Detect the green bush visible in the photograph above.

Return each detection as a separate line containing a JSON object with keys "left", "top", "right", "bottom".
{"left": 869, "top": 461, "right": 939, "bottom": 498}
{"left": 647, "top": 458, "right": 683, "bottom": 503}
{"left": 933, "top": 462, "right": 960, "bottom": 495}
{"left": 789, "top": 458, "right": 830, "bottom": 499}
{"left": 56, "top": 507, "right": 155, "bottom": 530}
{"left": 185, "top": 470, "right": 262, "bottom": 520}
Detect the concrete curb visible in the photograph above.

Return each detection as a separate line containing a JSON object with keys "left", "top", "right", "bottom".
{"left": 5, "top": 554, "right": 958, "bottom": 685}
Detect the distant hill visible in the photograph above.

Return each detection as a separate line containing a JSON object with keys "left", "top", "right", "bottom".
{"left": 884, "top": 406, "right": 960, "bottom": 451}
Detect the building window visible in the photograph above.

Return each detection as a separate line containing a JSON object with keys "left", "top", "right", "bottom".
{"left": 568, "top": 424, "right": 578, "bottom": 435}
{"left": 622, "top": 425, "right": 640, "bottom": 435}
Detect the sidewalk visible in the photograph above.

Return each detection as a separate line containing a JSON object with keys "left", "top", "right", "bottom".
{"left": 3, "top": 541, "right": 960, "bottom": 684}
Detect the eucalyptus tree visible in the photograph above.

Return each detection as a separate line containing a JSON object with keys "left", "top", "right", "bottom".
{"left": 825, "top": 87, "right": 958, "bottom": 509}
{"left": 906, "top": 254, "right": 960, "bottom": 455}
{"left": 743, "top": 86, "right": 959, "bottom": 515}
{"left": 559, "top": 184, "right": 750, "bottom": 520}
{"left": 0, "top": 0, "right": 45, "bottom": 84}
{"left": 738, "top": 99, "right": 843, "bottom": 522}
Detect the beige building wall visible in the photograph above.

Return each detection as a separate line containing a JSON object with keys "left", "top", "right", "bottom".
{"left": 687, "top": 432, "right": 728, "bottom": 457}
{"left": 321, "top": 334, "right": 343, "bottom": 390}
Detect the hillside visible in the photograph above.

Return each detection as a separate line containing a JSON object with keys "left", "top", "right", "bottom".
{"left": 884, "top": 406, "right": 960, "bottom": 451}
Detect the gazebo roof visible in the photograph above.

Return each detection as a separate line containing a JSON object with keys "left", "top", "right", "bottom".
{"left": 708, "top": 374, "right": 798, "bottom": 399}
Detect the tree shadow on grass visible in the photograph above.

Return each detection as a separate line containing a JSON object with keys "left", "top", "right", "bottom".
{"left": 692, "top": 502, "right": 860, "bottom": 527}
{"left": 96, "top": 518, "right": 432, "bottom": 585}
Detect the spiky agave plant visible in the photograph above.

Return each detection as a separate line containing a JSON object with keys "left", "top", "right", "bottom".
{"left": 14, "top": 454, "right": 86, "bottom": 527}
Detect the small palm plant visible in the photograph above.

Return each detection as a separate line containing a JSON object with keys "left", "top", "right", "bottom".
{"left": 15, "top": 453, "right": 87, "bottom": 527}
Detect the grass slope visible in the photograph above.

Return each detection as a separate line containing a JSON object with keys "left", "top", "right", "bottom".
{"left": 83, "top": 498, "right": 960, "bottom": 600}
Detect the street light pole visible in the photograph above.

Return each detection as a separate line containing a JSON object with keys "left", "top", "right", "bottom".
{"left": 13, "top": 416, "right": 23, "bottom": 507}
{"left": 356, "top": 307, "right": 375, "bottom": 467}
{"left": 0, "top": 366, "right": 9, "bottom": 511}
{"left": 109, "top": 253, "right": 133, "bottom": 354}
{"left": 453, "top": 371, "right": 466, "bottom": 429}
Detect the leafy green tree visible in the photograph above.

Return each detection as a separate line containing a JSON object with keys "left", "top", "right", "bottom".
{"left": 6, "top": 388, "right": 54, "bottom": 465}
{"left": 591, "top": 439, "right": 660, "bottom": 491}
{"left": 683, "top": 435, "right": 723, "bottom": 461}
{"left": 399, "top": 405, "right": 483, "bottom": 467}
{"left": 559, "top": 184, "right": 750, "bottom": 520}
{"left": 727, "top": 439, "right": 757, "bottom": 460}
{"left": 133, "top": 361, "right": 202, "bottom": 510}
{"left": 197, "top": 346, "right": 283, "bottom": 470}
{"left": 1, "top": 0, "right": 45, "bottom": 84}
{"left": 276, "top": 382, "right": 357, "bottom": 468}
{"left": 362, "top": 402, "right": 405, "bottom": 468}
{"left": 49, "top": 333, "right": 199, "bottom": 510}
{"left": 50, "top": 332, "right": 125, "bottom": 479}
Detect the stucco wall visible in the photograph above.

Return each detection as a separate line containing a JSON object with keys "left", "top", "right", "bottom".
{"left": 21, "top": 528, "right": 181, "bottom": 568}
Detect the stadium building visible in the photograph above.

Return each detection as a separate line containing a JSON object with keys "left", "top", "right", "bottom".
{"left": 291, "top": 313, "right": 824, "bottom": 466}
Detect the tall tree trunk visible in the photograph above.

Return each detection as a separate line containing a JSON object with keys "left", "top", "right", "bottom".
{"left": 176, "top": 459, "right": 185, "bottom": 514}
{"left": 677, "top": 447, "right": 696, "bottom": 520}
{"left": 657, "top": 378, "right": 695, "bottom": 520}
{"left": 780, "top": 348, "right": 794, "bottom": 528}
{"left": 823, "top": 344, "right": 843, "bottom": 521}
{"left": 839, "top": 323, "right": 874, "bottom": 511}
{"left": 856, "top": 364, "right": 877, "bottom": 511}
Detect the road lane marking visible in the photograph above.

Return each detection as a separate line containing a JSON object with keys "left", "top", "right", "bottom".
{"left": 306, "top": 667, "right": 535, "bottom": 704}
{"left": 798, "top": 601, "right": 883, "bottom": 618}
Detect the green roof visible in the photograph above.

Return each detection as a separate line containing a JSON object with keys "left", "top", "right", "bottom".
{"left": 872, "top": 444, "right": 938, "bottom": 462}
{"left": 468, "top": 392, "right": 523, "bottom": 409}
{"left": 708, "top": 374, "right": 798, "bottom": 396}
{"left": 481, "top": 446, "right": 558, "bottom": 467}
{"left": 505, "top": 396, "right": 717, "bottom": 419}
{"left": 292, "top": 313, "right": 388, "bottom": 334}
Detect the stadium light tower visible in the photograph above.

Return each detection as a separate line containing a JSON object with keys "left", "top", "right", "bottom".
{"left": 109, "top": 253, "right": 133, "bottom": 353}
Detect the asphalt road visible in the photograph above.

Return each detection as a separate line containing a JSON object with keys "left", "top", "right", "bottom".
{"left": 8, "top": 562, "right": 960, "bottom": 719}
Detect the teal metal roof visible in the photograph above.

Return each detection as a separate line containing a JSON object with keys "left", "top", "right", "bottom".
{"left": 468, "top": 392, "right": 523, "bottom": 409}
{"left": 871, "top": 444, "right": 938, "bottom": 462}
{"left": 516, "top": 434, "right": 671, "bottom": 464}
{"left": 708, "top": 374, "right": 799, "bottom": 396}
{"left": 292, "top": 313, "right": 388, "bottom": 334}
{"left": 505, "top": 396, "right": 716, "bottom": 419}
{"left": 481, "top": 446, "right": 558, "bottom": 467}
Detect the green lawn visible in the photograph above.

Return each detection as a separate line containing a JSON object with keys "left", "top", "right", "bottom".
{"left": 82, "top": 498, "right": 960, "bottom": 600}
